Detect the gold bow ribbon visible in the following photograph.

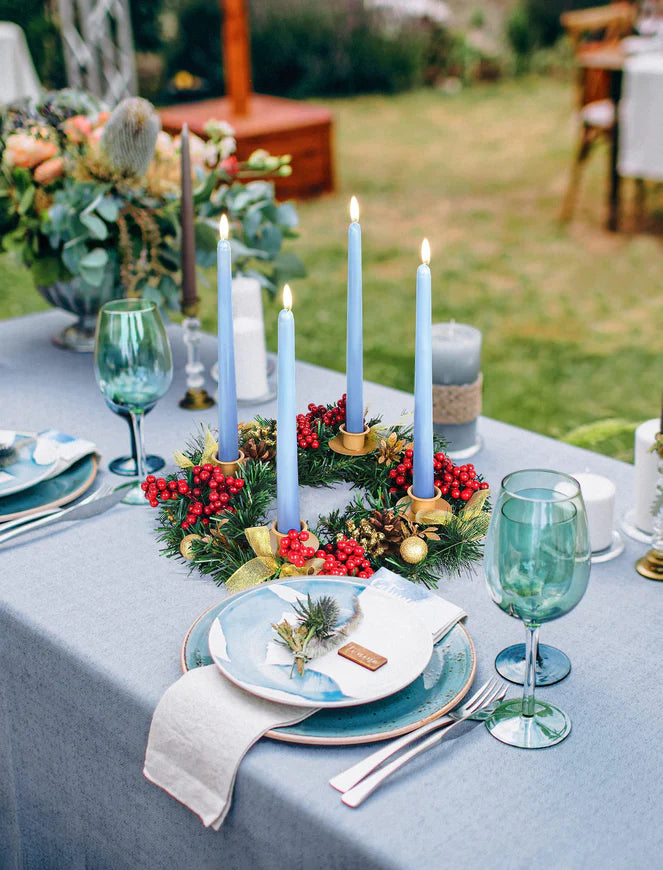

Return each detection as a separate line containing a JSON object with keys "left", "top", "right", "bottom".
{"left": 415, "top": 489, "right": 491, "bottom": 541}
{"left": 174, "top": 428, "right": 222, "bottom": 469}
{"left": 225, "top": 526, "right": 324, "bottom": 594}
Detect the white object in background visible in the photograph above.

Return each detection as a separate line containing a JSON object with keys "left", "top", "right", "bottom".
{"left": 233, "top": 316, "right": 268, "bottom": 401}
{"left": 633, "top": 418, "right": 660, "bottom": 534}
{"left": 0, "top": 22, "right": 41, "bottom": 104}
{"left": 619, "top": 53, "right": 663, "bottom": 181}
{"left": 572, "top": 473, "right": 616, "bottom": 553}
{"left": 232, "top": 276, "right": 264, "bottom": 322}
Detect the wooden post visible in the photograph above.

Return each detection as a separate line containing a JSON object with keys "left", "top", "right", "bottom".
{"left": 221, "top": 0, "right": 251, "bottom": 117}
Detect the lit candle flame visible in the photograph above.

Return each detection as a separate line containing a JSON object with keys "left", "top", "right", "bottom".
{"left": 350, "top": 196, "right": 359, "bottom": 223}
{"left": 219, "top": 214, "right": 229, "bottom": 241}
{"left": 283, "top": 284, "right": 292, "bottom": 311}
{"left": 421, "top": 238, "right": 430, "bottom": 265}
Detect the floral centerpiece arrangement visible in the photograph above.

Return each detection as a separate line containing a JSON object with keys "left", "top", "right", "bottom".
{"left": 0, "top": 90, "right": 304, "bottom": 347}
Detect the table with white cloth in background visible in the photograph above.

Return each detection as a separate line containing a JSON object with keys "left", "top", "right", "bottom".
{"left": 1, "top": 311, "right": 662, "bottom": 870}
{"left": 619, "top": 51, "right": 663, "bottom": 181}
{"left": 0, "top": 22, "right": 40, "bottom": 105}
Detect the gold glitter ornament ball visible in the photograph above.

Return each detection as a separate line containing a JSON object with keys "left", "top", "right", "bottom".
{"left": 180, "top": 533, "right": 203, "bottom": 559}
{"left": 399, "top": 535, "right": 428, "bottom": 564}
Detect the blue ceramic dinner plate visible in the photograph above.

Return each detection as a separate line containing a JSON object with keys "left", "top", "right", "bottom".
{"left": 181, "top": 586, "right": 476, "bottom": 745}
{"left": 0, "top": 455, "right": 98, "bottom": 523}
{"left": 0, "top": 433, "right": 58, "bottom": 497}
{"left": 208, "top": 578, "right": 433, "bottom": 708}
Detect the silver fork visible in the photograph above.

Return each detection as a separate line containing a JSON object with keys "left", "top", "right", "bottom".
{"left": 0, "top": 483, "right": 128, "bottom": 544}
{"left": 341, "top": 680, "right": 507, "bottom": 808}
{"left": 330, "top": 677, "right": 505, "bottom": 794}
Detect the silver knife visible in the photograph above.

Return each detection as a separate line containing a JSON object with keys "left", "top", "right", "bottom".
{"left": 0, "top": 482, "right": 134, "bottom": 545}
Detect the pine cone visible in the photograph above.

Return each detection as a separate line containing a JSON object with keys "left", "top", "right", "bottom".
{"left": 242, "top": 438, "right": 275, "bottom": 463}
{"left": 368, "top": 509, "right": 407, "bottom": 546}
{"left": 343, "top": 509, "right": 407, "bottom": 559}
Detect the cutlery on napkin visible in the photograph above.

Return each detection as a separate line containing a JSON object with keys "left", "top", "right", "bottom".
{"left": 143, "top": 568, "right": 467, "bottom": 828}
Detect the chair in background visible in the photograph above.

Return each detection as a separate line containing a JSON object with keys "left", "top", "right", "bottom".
{"left": 559, "top": 2, "right": 636, "bottom": 222}
{"left": 57, "top": 0, "right": 137, "bottom": 105}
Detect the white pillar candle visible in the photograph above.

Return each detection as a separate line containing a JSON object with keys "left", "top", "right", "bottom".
{"left": 572, "top": 472, "right": 616, "bottom": 552}
{"left": 232, "top": 276, "right": 264, "bottom": 322}
{"left": 233, "top": 316, "right": 269, "bottom": 401}
{"left": 633, "top": 418, "right": 660, "bottom": 534}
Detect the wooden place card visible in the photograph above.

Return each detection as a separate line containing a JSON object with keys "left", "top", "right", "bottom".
{"left": 338, "top": 642, "right": 387, "bottom": 671}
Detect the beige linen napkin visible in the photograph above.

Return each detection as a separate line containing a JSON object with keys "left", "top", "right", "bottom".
{"left": 144, "top": 572, "right": 465, "bottom": 829}
{"left": 143, "top": 665, "right": 316, "bottom": 829}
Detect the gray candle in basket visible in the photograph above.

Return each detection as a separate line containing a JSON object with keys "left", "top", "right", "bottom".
{"left": 431, "top": 322, "right": 482, "bottom": 456}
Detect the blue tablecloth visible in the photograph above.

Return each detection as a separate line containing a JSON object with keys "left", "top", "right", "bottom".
{"left": 1, "top": 311, "right": 662, "bottom": 870}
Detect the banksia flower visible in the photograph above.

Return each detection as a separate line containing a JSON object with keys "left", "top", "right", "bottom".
{"left": 100, "top": 98, "right": 160, "bottom": 178}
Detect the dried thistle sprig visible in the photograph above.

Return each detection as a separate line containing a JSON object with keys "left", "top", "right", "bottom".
{"left": 272, "top": 594, "right": 362, "bottom": 677}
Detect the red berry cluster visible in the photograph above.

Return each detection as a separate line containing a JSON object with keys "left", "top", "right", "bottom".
{"left": 314, "top": 536, "right": 374, "bottom": 578}
{"left": 141, "top": 464, "right": 245, "bottom": 531}
{"left": 278, "top": 529, "right": 317, "bottom": 567}
{"left": 296, "top": 396, "right": 347, "bottom": 449}
{"left": 387, "top": 450, "right": 489, "bottom": 503}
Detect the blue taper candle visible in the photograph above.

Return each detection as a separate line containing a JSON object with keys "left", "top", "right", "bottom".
{"left": 346, "top": 195, "right": 364, "bottom": 433}
{"left": 276, "top": 284, "right": 301, "bottom": 532}
{"left": 413, "top": 239, "right": 435, "bottom": 498}
{"left": 217, "top": 214, "right": 238, "bottom": 461}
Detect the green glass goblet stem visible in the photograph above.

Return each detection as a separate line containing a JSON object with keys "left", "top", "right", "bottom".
{"left": 484, "top": 469, "right": 591, "bottom": 749}
{"left": 94, "top": 299, "right": 173, "bottom": 505}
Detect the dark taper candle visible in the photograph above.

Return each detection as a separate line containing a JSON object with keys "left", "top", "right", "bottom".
{"left": 180, "top": 123, "right": 197, "bottom": 310}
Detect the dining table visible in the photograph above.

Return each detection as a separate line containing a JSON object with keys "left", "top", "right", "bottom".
{"left": 578, "top": 38, "right": 663, "bottom": 231}
{"left": 1, "top": 309, "right": 662, "bottom": 870}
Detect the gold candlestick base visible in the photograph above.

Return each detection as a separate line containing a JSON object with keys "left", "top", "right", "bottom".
{"left": 328, "top": 424, "right": 377, "bottom": 456}
{"left": 215, "top": 449, "right": 245, "bottom": 476}
{"left": 179, "top": 388, "right": 215, "bottom": 410}
{"left": 269, "top": 520, "right": 319, "bottom": 555}
{"left": 635, "top": 549, "right": 663, "bottom": 580}
{"left": 397, "top": 485, "right": 449, "bottom": 521}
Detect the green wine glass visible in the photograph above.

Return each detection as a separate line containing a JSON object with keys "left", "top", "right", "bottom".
{"left": 94, "top": 300, "right": 173, "bottom": 505}
{"left": 484, "top": 469, "right": 591, "bottom": 749}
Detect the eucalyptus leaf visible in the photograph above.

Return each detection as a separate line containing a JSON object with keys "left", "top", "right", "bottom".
{"left": 194, "top": 220, "right": 218, "bottom": 252}
{"left": 18, "top": 186, "right": 35, "bottom": 215}
{"left": 80, "top": 247, "right": 109, "bottom": 268}
{"left": 95, "top": 197, "right": 119, "bottom": 222}
{"left": 80, "top": 212, "right": 108, "bottom": 240}
{"left": 78, "top": 264, "right": 105, "bottom": 287}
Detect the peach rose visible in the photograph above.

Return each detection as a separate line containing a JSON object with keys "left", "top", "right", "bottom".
{"left": 4, "top": 132, "right": 57, "bottom": 169}
{"left": 88, "top": 126, "right": 105, "bottom": 147}
{"left": 33, "top": 156, "right": 65, "bottom": 184}
{"left": 96, "top": 112, "right": 110, "bottom": 125}
{"left": 63, "top": 115, "right": 92, "bottom": 143}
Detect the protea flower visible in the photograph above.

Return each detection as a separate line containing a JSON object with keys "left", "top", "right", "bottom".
{"left": 100, "top": 97, "right": 160, "bottom": 178}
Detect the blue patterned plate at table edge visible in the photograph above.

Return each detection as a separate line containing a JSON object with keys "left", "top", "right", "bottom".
{"left": 181, "top": 586, "right": 476, "bottom": 745}
{"left": 0, "top": 455, "right": 98, "bottom": 522}
{"left": 0, "top": 432, "right": 59, "bottom": 498}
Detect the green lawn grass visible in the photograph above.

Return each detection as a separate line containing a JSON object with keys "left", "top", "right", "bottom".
{"left": 2, "top": 77, "right": 662, "bottom": 461}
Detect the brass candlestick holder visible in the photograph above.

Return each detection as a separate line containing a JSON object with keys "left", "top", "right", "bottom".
{"left": 397, "top": 485, "right": 449, "bottom": 522}
{"left": 328, "top": 424, "right": 377, "bottom": 456}
{"left": 215, "top": 449, "right": 245, "bottom": 477}
{"left": 636, "top": 434, "right": 663, "bottom": 580}
{"left": 269, "top": 520, "right": 319, "bottom": 555}
{"left": 179, "top": 303, "right": 215, "bottom": 410}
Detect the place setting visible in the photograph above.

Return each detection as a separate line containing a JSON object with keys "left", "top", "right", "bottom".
{"left": 140, "top": 196, "right": 597, "bottom": 827}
